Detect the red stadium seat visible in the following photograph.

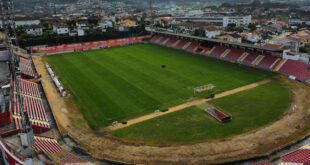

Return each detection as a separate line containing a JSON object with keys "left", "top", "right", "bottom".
{"left": 282, "top": 149, "right": 310, "bottom": 164}
{"left": 243, "top": 52, "right": 259, "bottom": 64}
{"left": 278, "top": 59, "right": 310, "bottom": 81}
{"left": 209, "top": 46, "right": 227, "bottom": 57}
{"left": 224, "top": 48, "right": 244, "bottom": 61}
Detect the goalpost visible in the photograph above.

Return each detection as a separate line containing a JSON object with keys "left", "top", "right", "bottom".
{"left": 194, "top": 84, "right": 215, "bottom": 96}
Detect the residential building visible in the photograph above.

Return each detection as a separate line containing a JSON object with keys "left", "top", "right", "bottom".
{"left": 15, "top": 17, "right": 41, "bottom": 27}
{"left": 98, "top": 20, "right": 113, "bottom": 28}
{"left": 77, "top": 29, "right": 85, "bottom": 36}
{"left": 242, "top": 32, "right": 261, "bottom": 43}
{"left": 174, "top": 15, "right": 251, "bottom": 27}
{"left": 116, "top": 19, "right": 136, "bottom": 31}
{"left": 0, "top": 17, "right": 40, "bottom": 28}
{"left": 155, "top": 17, "right": 177, "bottom": 27}
{"left": 275, "top": 36, "right": 306, "bottom": 52}
{"left": 53, "top": 23, "right": 69, "bottom": 35}
{"left": 69, "top": 30, "right": 78, "bottom": 37}
{"left": 76, "top": 21, "right": 89, "bottom": 30}
{"left": 203, "top": 26, "right": 221, "bottom": 39}
{"left": 25, "top": 25, "right": 43, "bottom": 36}
{"left": 217, "top": 33, "right": 242, "bottom": 43}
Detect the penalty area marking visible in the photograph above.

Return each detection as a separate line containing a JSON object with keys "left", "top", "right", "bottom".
{"left": 106, "top": 79, "right": 271, "bottom": 131}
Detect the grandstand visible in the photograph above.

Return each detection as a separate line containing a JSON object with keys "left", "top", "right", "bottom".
{"left": 149, "top": 32, "right": 310, "bottom": 82}
{"left": 15, "top": 31, "right": 310, "bottom": 164}
{"left": 281, "top": 145, "right": 310, "bottom": 164}
{"left": 0, "top": 45, "right": 90, "bottom": 164}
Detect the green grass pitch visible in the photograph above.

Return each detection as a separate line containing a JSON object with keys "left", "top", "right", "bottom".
{"left": 112, "top": 80, "right": 289, "bottom": 143}
{"left": 47, "top": 44, "right": 275, "bottom": 129}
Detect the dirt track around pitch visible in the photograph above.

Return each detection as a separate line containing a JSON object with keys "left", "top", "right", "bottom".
{"left": 106, "top": 79, "right": 271, "bottom": 131}
{"left": 33, "top": 55, "right": 310, "bottom": 165}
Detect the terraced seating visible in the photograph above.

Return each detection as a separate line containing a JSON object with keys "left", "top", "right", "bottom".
{"left": 61, "top": 153, "right": 87, "bottom": 165}
{"left": 0, "top": 138, "right": 26, "bottom": 165}
{"left": 196, "top": 46, "right": 211, "bottom": 54}
{"left": 281, "top": 149, "right": 310, "bottom": 164}
{"left": 209, "top": 46, "right": 227, "bottom": 57}
{"left": 13, "top": 94, "right": 48, "bottom": 121}
{"left": 150, "top": 35, "right": 160, "bottom": 42}
{"left": 257, "top": 54, "right": 280, "bottom": 69}
{"left": 32, "top": 136, "right": 88, "bottom": 165}
{"left": 175, "top": 39, "right": 188, "bottom": 49}
{"left": 160, "top": 37, "right": 170, "bottom": 45}
{"left": 15, "top": 78, "right": 41, "bottom": 98}
{"left": 157, "top": 36, "right": 167, "bottom": 44}
{"left": 14, "top": 117, "right": 50, "bottom": 133}
{"left": 12, "top": 93, "right": 50, "bottom": 133}
{"left": 243, "top": 52, "right": 259, "bottom": 64}
{"left": 150, "top": 36, "right": 310, "bottom": 82}
{"left": 225, "top": 48, "right": 244, "bottom": 61}
{"left": 186, "top": 41, "right": 200, "bottom": 51}
{"left": 278, "top": 59, "right": 310, "bottom": 81}
{"left": 14, "top": 50, "right": 30, "bottom": 59}
{"left": 32, "top": 136, "right": 62, "bottom": 153}
{"left": 19, "top": 58, "right": 35, "bottom": 78}
{"left": 166, "top": 37, "right": 179, "bottom": 47}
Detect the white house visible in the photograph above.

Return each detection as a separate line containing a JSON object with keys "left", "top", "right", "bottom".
{"left": 242, "top": 32, "right": 261, "bottom": 43}
{"left": 0, "top": 17, "right": 40, "bottom": 28}
{"left": 98, "top": 20, "right": 113, "bottom": 28}
{"left": 203, "top": 26, "right": 221, "bottom": 39}
{"left": 76, "top": 21, "right": 89, "bottom": 30}
{"left": 69, "top": 30, "right": 77, "bottom": 37}
{"left": 15, "top": 17, "right": 40, "bottom": 27}
{"left": 154, "top": 17, "right": 177, "bottom": 27}
{"left": 25, "top": 25, "right": 43, "bottom": 36}
{"left": 53, "top": 23, "right": 69, "bottom": 35}
{"left": 275, "top": 36, "right": 306, "bottom": 53}
{"left": 77, "top": 28, "right": 85, "bottom": 36}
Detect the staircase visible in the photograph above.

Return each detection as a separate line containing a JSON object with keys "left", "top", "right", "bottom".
{"left": 220, "top": 49, "right": 231, "bottom": 59}
{"left": 272, "top": 58, "right": 287, "bottom": 71}
{"left": 238, "top": 52, "right": 248, "bottom": 63}
{"left": 252, "top": 55, "right": 264, "bottom": 66}
{"left": 172, "top": 40, "right": 180, "bottom": 47}
{"left": 182, "top": 42, "right": 192, "bottom": 49}
{"left": 162, "top": 38, "right": 170, "bottom": 45}
{"left": 270, "top": 58, "right": 281, "bottom": 69}
{"left": 155, "top": 37, "right": 163, "bottom": 43}
{"left": 206, "top": 47, "right": 216, "bottom": 55}
{"left": 193, "top": 47, "right": 199, "bottom": 54}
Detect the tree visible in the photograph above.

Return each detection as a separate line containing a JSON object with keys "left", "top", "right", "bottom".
{"left": 248, "top": 24, "right": 257, "bottom": 32}
{"left": 226, "top": 23, "right": 237, "bottom": 32}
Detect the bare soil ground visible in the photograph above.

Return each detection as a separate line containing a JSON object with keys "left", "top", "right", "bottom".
{"left": 33, "top": 55, "right": 310, "bottom": 165}
{"left": 106, "top": 79, "right": 271, "bottom": 131}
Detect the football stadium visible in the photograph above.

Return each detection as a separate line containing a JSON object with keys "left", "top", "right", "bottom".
{"left": 30, "top": 32, "right": 310, "bottom": 164}
{"left": 1, "top": 31, "right": 310, "bottom": 164}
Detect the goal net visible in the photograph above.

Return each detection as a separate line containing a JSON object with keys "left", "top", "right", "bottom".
{"left": 194, "top": 84, "right": 215, "bottom": 95}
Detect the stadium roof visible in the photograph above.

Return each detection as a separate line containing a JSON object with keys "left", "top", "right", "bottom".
{"left": 151, "top": 31, "right": 284, "bottom": 52}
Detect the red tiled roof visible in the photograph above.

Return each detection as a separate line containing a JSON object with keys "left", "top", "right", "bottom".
{"left": 155, "top": 17, "right": 175, "bottom": 22}
{"left": 288, "top": 36, "right": 307, "bottom": 43}
{"left": 263, "top": 43, "right": 284, "bottom": 49}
